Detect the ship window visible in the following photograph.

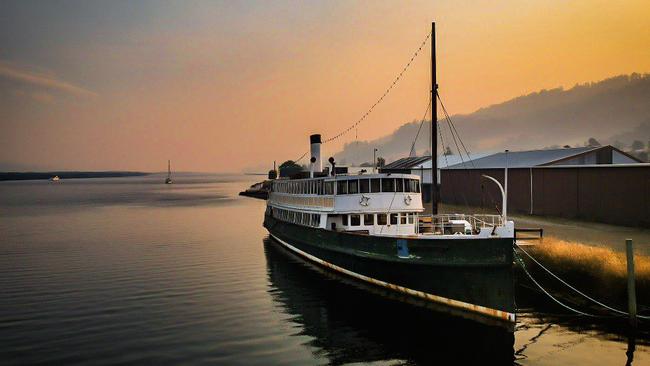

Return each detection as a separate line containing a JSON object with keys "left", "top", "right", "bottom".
{"left": 350, "top": 214, "right": 361, "bottom": 226}
{"left": 377, "top": 214, "right": 387, "bottom": 225}
{"left": 390, "top": 213, "right": 398, "bottom": 225}
{"left": 324, "top": 181, "right": 334, "bottom": 195}
{"left": 363, "top": 214, "right": 374, "bottom": 226}
{"left": 337, "top": 180, "right": 348, "bottom": 195}
{"left": 348, "top": 180, "right": 359, "bottom": 194}
{"left": 343, "top": 214, "right": 349, "bottom": 226}
{"left": 407, "top": 213, "right": 414, "bottom": 224}
{"left": 359, "top": 179, "right": 370, "bottom": 193}
{"left": 400, "top": 214, "right": 407, "bottom": 225}
{"left": 381, "top": 178, "right": 395, "bottom": 192}
{"left": 404, "top": 179, "right": 412, "bottom": 192}
{"left": 396, "top": 178, "right": 403, "bottom": 192}
{"left": 370, "top": 178, "right": 381, "bottom": 193}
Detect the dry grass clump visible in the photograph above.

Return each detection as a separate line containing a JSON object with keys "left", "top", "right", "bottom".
{"left": 526, "top": 237, "right": 650, "bottom": 305}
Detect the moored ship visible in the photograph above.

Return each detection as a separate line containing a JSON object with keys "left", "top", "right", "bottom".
{"left": 263, "top": 22, "right": 515, "bottom": 326}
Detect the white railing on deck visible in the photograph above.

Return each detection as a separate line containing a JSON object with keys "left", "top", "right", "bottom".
{"left": 419, "top": 214, "right": 504, "bottom": 234}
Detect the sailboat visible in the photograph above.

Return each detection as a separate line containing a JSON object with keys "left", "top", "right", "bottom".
{"left": 165, "top": 160, "right": 173, "bottom": 184}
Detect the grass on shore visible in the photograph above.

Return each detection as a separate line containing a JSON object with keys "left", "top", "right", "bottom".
{"left": 525, "top": 237, "right": 650, "bottom": 306}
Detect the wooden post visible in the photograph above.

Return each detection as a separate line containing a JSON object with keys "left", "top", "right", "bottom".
{"left": 626, "top": 239, "right": 637, "bottom": 327}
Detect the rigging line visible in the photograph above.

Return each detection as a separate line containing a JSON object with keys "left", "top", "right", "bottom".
{"left": 437, "top": 91, "right": 472, "bottom": 166}
{"left": 409, "top": 96, "right": 432, "bottom": 156}
{"left": 322, "top": 31, "right": 432, "bottom": 144}
{"left": 437, "top": 93, "right": 475, "bottom": 209}
{"left": 436, "top": 91, "right": 475, "bottom": 168}
{"left": 436, "top": 90, "right": 485, "bottom": 210}
{"left": 444, "top": 106, "right": 466, "bottom": 168}
{"left": 438, "top": 119, "right": 457, "bottom": 204}
{"left": 517, "top": 245, "right": 650, "bottom": 319}
{"left": 294, "top": 151, "right": 309, "bottom": 164}
{"left": 443, "top": 121, "right": 471, "bottom": 209}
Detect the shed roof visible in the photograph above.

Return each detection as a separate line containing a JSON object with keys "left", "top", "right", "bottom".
{"left": 382, "top": 156, "right": 431, "bottom": 170}
{"left": 383, "top": 153, "right": 491, "bottom": 170}
{"left": 446, "top": 146, "right": 600, "bottom": 169}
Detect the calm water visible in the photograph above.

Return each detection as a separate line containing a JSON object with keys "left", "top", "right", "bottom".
{"left": 1, "top": 174, "right": 648, "bottom": 365}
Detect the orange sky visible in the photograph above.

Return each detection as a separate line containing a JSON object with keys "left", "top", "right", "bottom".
{"left": 1, "top": 0, "right": 649, "bottom": 172}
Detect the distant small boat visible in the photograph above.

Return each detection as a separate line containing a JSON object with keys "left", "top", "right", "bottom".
{"left": 165, "top": 160, "right": 173, "bottom": 184}
{"left": 50, "top": 175, "right": 60, "bottom": 181}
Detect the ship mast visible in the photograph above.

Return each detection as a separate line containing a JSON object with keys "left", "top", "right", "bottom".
{"left": 430, "top": 22, "right": 439, "bottom": 214}
{"left": 168, "top": 160, "right": 171, "bottom": 178}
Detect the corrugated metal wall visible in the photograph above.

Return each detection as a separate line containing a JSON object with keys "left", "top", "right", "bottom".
{"left": 440, "top": 166, "right": 650, "bottom": 227}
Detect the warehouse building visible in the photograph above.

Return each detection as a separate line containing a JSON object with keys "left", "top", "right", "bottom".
{"left": 383, "top": 146, "right": 649, "bottom": 227}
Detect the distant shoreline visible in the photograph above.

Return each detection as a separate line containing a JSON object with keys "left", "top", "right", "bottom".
{"left": 0, "top": 171, "right": 150, "bottom": 181}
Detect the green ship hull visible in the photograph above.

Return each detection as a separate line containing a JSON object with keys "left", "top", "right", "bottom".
{"left": 264, "top": 214, "right": 516, "bottom": 325}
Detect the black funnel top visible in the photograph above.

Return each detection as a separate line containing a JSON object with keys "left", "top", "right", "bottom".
{"left": 310, "top": 134, "right": 321, "bottom": 144}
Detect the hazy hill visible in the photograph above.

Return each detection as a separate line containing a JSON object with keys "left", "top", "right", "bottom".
{"left": 335, "top": 73, "right": 650, "bottom": 164}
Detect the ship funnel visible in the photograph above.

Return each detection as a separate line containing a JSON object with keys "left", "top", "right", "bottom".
{"left": 310, "top": 134, "right": 322, "bottom": 174}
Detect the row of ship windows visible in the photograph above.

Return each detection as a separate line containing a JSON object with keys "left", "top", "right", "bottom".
{"left": 343, "top": 212, "right": 418, "bottom": 226}
{"left": 272, "top": 178, "right": 421, "bottom": 195}
{"left": 272, "top": 207, "right": 321, "bottom": 227}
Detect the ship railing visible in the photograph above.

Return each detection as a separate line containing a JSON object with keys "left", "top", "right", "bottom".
{"left": 418, "top": 214, "right": 504, "bottom": 234}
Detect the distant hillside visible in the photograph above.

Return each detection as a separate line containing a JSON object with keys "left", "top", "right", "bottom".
{"left": 335, "top": 73, "right": 650, "bottom": 164}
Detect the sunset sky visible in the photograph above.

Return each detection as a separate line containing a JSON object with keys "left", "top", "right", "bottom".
{"left": 1, "top": 0, "right": 649, "bottom": 172}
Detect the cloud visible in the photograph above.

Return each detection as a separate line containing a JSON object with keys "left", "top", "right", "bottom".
{"left": 0, "top": 61, "right": 97, "bottom": 98}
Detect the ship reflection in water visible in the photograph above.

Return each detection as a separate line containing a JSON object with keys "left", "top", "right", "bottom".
{"left": 263, "top": 237, "right": 515, "bottom": 365}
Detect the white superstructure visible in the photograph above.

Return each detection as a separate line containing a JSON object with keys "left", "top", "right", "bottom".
{"left": 267, "top": 172, "right": 513, "bottom": 238}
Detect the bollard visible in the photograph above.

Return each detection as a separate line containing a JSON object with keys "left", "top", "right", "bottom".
{"left": 626, "top": 239, "right": 637, "bottom": 327}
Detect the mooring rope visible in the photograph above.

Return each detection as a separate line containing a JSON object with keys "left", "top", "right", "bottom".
{"left": 516, "top": 244, "right": 650, "bottom": 320}
{"left": 514, "top": 249, "right": 600, "bottom": 317}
